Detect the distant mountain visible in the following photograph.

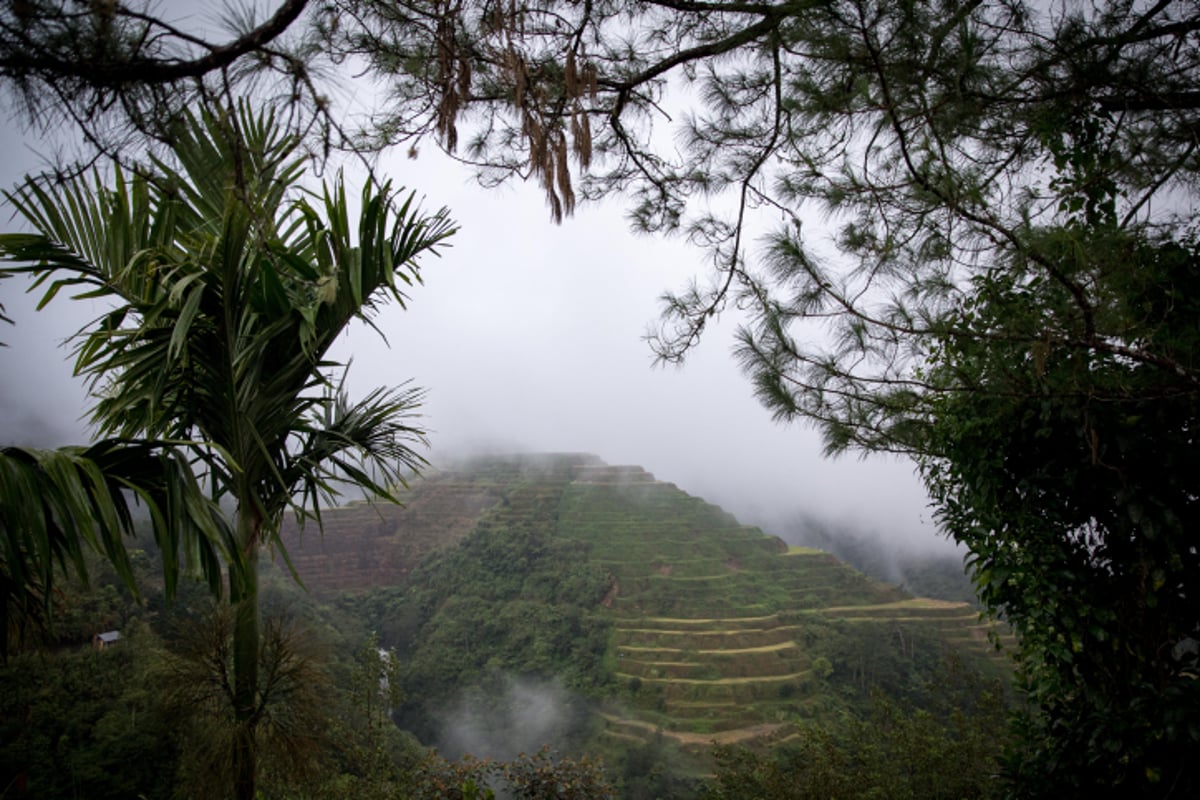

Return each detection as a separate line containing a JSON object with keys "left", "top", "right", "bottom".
{"left": 280, "top": 453, "right": 1010, "bottom": 763}
{"left": 774, "top": 513, "right": 980, "bottom": 606}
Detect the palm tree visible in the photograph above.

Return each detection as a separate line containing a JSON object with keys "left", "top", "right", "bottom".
{"left": 0, "top": 106, "right": 455, "bottom": 798}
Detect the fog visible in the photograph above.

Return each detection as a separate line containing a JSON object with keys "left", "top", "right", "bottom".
{"left": 434, "top": 675, "right": 587, "bottom": 762}
{"left": 0, "top": 106, "right": 954, "bottom": 557}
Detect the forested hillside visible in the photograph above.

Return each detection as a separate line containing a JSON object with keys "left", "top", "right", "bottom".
{"left": 290, "top": 454, "right": 1012, "bottom": 795}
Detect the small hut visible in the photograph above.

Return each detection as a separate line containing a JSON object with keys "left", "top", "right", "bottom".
{"left": 93, "top": 631, "right": 122, "bottom": 651}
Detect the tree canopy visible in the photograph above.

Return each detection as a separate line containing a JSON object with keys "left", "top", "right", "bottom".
{"left": 10, "top": 0, "right": 1196, "bottom": 437}
{"left": 0, "top": 0, "right": 320, "bottom": 155}
{"left": 920, "top": 228, "right": 1200, "bottom": 796}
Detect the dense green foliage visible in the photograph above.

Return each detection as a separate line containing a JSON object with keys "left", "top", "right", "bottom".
{"left": 705, "top": 661, "right": 1009, "bottom": 800}
{"left": 345, "top": 5, "right": 1200, "bottom": 792}
{"left": 8, "top": 1, "right": 1144, "bottom": 794}
{"left": 6, "top": 4, "right": 1199, "bottom": 794}
{"left": 923, "top": 228, "right": 1200, "bottom": 797}
{"left": 0, "top": 551, "right": 622, "bottom": 799}
{"left": 0, "top": 440, "right": 230, "bottom": 658}
{"left": 325, "top": 459, "right": 1011, "bottom": 797}
{"left": 343, "top": 481, "right": 615, "bottom": 746}
{"left": 0, "top": 626, "right": 181, "bottom": 799}
{"left": 1, "top": 458, "right": 1018, "bottom": 799}
{"left": 336, "top": 4, "right": 1200, "bottom": 794}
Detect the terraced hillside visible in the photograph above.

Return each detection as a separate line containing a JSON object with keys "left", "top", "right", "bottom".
{"left": 278, "top": 470, "right": 510, "bottom": 592}
{"left": 288, "top": 453, "right": 1008, "bottom": 755}
{"left": 554, "top": 463, "right": 1005, "bottom": 751}
{"left": 277, "top": 453, "right": 606, "bottom": 592}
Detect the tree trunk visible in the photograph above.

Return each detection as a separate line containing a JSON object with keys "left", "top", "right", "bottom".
{"left": 231, "top": 510, "right": 260, "bottom": 800}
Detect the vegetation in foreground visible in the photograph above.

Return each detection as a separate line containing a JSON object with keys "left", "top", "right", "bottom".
{"left": 1, "top": 533, "right": 1009, "bottom": 799}
{"left": 1, "top": 105, "right": 453, "bottom": 800}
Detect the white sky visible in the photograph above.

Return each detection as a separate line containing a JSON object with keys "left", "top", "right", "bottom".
{"left": 0, "top": 84, "right": 951, "bottom": 555}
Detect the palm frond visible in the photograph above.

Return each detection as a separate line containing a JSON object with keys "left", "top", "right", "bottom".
{"left": 0, "top": 440, "right": 231, "bottom": 658}
{"left": 292, "top": 176, "right": 456, "bottom": 357}
{"left": 284, "top": 378, "right": 428, "bottom": 528}
{"left": 1, "top": 106, "right": 456, "bottom": 674}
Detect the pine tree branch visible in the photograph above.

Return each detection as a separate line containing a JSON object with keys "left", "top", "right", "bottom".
{"left": 0, "top": 0, "right": 309, "bottom": 86}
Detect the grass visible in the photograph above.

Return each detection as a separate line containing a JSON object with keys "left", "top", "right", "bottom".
{"left": 822, "top": 598, "right": 972, "bottom": 611}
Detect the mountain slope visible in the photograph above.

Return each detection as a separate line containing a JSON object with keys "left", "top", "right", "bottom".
{"left": 281, "top": 454, "right": 1009, "bottom": 754}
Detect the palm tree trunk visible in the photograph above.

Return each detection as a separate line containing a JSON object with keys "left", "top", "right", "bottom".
{"left": 231, "top": 509, "right": 261, "bottom": 800}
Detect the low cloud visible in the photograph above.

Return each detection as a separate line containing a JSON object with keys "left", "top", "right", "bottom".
{"left": 435, "top": 675, "right": 587, "bottom": 762}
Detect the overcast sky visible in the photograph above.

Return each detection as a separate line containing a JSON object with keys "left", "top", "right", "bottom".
{"left": 0, "top": 95, "right": 952, "bottom": 555}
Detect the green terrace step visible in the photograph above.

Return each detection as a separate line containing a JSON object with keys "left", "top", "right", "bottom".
{"left": 618, "top": 654, "right": 808, "bottom": 681}
{"left": 611, "top": 598, "right": 784, "bottom": 617}
{"left": 835, "top": 615, "right": 982, "bottom": 627}
{"left": 570, "top": 465, "right": 660, "bottom": 483}
{"left": 639, "top": 571, "right": 779, "bottom": 583}
{"left": 656, "top": 703, "right": 746, "bottom": 721}
{"left": 599, "top": 710, "right": 796, "bottom": 745}
{"left": 614, "top": 615, "right": 785, "bottom": 631}
{"left": 571, "top": 540, "right": 785, "bottom": 562}
{"left": 667, "top": 700, "right": 741, "bottom": 710}
{"left": 587, "top": 558, "right": 771, "bottom": 577}
{"left": 559, "top": 522, "right": 773, "bottom": 536}
{"left": 816, "top": 600, "right": 975, "bottom": 617}
{"left": 619, "top": 643, "right": 807, "bottom": 662}
{"left": 616, "top": 627, "right": 801, "bottom": 649}
{"left": 616, "top": 669, "right": 811, "bottom": 688}
{"left": 616, "top": 645, "right": 805, "bottom": 663}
